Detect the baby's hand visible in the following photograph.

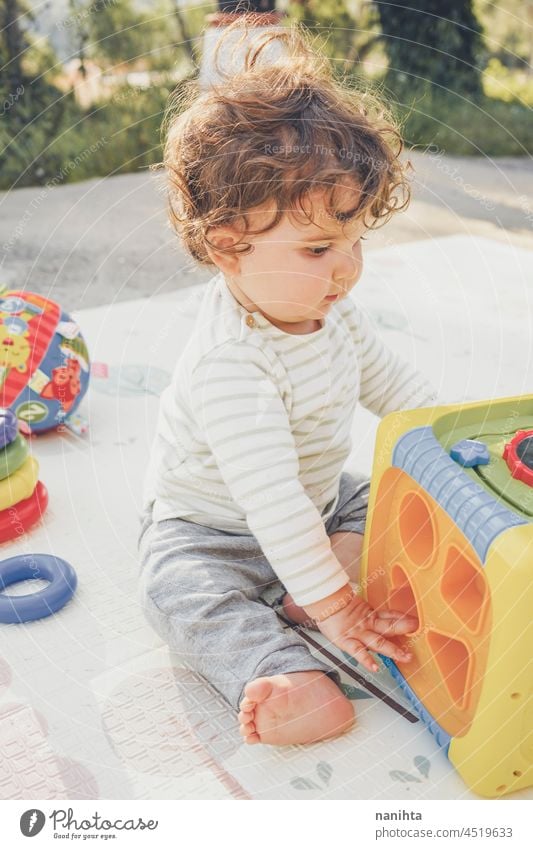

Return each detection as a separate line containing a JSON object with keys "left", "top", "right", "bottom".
{"left": 315, "top": 593, "right": 418, "bottom": 672}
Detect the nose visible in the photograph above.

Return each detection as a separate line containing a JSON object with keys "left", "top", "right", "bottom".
{"left": 331, "top": 268, "right": 356, "bottom": 295}
{"left": 333, "top": 251, "right": 362, "bottom": 293}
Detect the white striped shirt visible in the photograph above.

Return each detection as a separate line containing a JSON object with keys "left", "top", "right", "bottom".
{"left": 142, "top": 271, "right": 437, "bottom": 606}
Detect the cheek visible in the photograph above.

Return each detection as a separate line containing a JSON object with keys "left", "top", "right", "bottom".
{"left": 287, "top": 278, "right": 326, "bottom": 306}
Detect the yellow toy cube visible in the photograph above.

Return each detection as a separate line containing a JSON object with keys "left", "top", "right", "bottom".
{"left": 360, "top": 394, "right": 533, "bottom": 797}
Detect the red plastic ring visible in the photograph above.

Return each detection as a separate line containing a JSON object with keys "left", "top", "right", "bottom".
{"left": 0, "top": 481, "right": 49, "bottom": 543}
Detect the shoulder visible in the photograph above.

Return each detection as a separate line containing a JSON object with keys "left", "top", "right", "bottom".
{"left": 192, "top": 338, "right": 272, "bottom": 375}
{"left": 176, "top": 275, "right": 269, "bottom": 373}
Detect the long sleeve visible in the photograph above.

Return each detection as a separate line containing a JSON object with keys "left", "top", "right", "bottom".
{"left": 350, "top": 301, "right": 438, "bottom": 416}
{"left": 189, "top": 341, "right": 350, "bottom": 607}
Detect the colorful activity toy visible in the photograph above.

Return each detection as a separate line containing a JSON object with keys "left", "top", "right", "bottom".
{"left": 361, "top": 394, "right": 533, "bottom": 798}
{"left": 0, "top": 290, "right": 90, "bottom": 433}
{"left": 0, "top": 554, "right": 77, "bottom": 623}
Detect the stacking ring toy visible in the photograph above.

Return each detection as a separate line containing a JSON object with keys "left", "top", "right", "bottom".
{"left": 0, "top": 408, "right": 19, "bottom": 449}
{"left": 0, "top": 456, "right": 38, "bottom": 510}
{"left": 0, "top": 554, "right": 77, "bottom": 624}
{"left": 0, "top": 481, "right": 49, "bottom": 543}
{"left": 0, "top": 434, "right": 29, "bottom": 480}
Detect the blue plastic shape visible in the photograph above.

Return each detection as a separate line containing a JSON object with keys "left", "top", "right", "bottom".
{"left": 0, "top": 554, "right": 77, "bottom": 624}
{"left": 450, "top": 439, "right": 490, "bottom": 467}
{"left": 0, "top": 408, "right": 19, "bottom": 449}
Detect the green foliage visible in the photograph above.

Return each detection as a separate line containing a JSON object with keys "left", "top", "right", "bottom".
{"left": 384, "top": 86, "right": 532, "bottom": 156}
{"left": 0, "top": 0, "right": 204, "bottom": 190}
{"left": 0, "top": 76, "right": 196, "bottom": 190}
{"left": 56, "top": 82, "right": 176, "bottom": 183}
{"left": 475, "top": 0, "right": 533, "bottom": 69}
{"left": 86, "top": 0, "right": 171, "bottom": 69}
{"left": 373, "top": 0, "right": 486, "bottom": 99}
{"left": 288, "top": 0, "right": 357, "bottom": 72}
{"left": 0, "top": 0, "right": 85, "bottom": 188}
{"left": 287, "top": 0, "right": 380, "bottom": 76}
{"left": 83, "top": 0, "right": 213, "bottom": 72}
{"left": 483, "top": 57, "right": 533, "bottom": 106}
{"left": 2, "top": 0, "right": 531, "bottom": 193}
{"left": 0, "top": 82, "right": 83, "bottom": 189}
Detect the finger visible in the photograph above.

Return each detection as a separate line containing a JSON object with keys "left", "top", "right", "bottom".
{"left": 375, "top": 608, "right": 417, "bottom": 621}
{"left": 362, "top": 605, "right": 416, "bottom": 627}
{"left": 338, "top": 637, "right": 380, "bottom": 673}
{"left": 354, "top": 629, "right": 412, "bottom": 663}
{"left": 372, "top": 614, "right": 419, "bottom": 636}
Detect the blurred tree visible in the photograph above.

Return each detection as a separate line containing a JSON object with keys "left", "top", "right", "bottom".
{"left": 86, "top": 0, "right": 195, "bottom": 71}
{"left": 373, "top": 0, "right": 485, "bottom": 97}
{"left": 289, "top": 0, "right": 380, "bottom": 77}
{"left": 168, "top": 0, "right": 196, "bottom": 66}
{"left": 67, "top": 1, "right": 90, "bottom": 78}
{"left": 1, "top": 0, "right": 27, "bottom": 92}
{"left": 0, "top": 0, "right": 81, "bottom": 188}
{"left": 86, "top": 0, "right": 155, "bottom": 67}
{"left": 475, "top": 0, "right": 533, "bottom": 71}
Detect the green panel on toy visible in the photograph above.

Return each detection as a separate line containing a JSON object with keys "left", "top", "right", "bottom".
{"left": 0, "top": 290, "right": 90, "bottom": 433}
{"left": 433, "top": 401, "right": 533, "bottom": 519}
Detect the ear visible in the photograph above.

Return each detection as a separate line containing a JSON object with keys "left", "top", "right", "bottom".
{"left": 204, "top": 226, "right": 245, "bottom": 275}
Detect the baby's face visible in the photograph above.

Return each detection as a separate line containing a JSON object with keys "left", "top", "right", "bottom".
{"left": 210, "top": 186, "right": 368, "bottom": 332}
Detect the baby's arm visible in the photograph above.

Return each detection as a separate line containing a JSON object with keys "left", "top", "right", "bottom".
{"left": 189, "top": 341, "right": 351, "bottom": 607}
{"left": 304, "top": 584, "right": 418, "bottom": 672}
{"left": 349, "top": 300, "right": 439, "bottom": 416}
{"left": 191, "top": 340, "right": 418, "bottom": 668}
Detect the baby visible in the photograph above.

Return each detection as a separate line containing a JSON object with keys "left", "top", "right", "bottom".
{"left": 138, "top": 19, "right": 437, "bottom": 747}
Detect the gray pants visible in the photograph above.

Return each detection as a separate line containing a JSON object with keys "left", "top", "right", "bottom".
{"left": 137, "top": 471, "right": 370, "bottom": 710}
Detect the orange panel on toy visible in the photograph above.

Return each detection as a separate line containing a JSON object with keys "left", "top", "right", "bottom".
{"left": 441, "top": 547, "right": 488, "bottom": 633}
{"left": 427, "top": 630, "right": 472, "bottom": 710}
{"left": 398, "top": 491, "right": 437, "bottom": 568}
{"left": 366, "top": 467, "right": 492, "bottom": 738}
{"left": 388, "top": 563, "right": 420, "bottom": 621}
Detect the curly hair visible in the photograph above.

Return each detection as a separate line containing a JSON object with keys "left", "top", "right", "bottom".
{"left": 160, "top": 15, "right": 412, "bottom": 266}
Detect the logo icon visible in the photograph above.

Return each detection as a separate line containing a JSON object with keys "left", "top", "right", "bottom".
{"left": 20, "top": 809, "right": 46, "bottom": 837}
{"left": 15, "top": 401, "right": 48, "bottom": 424}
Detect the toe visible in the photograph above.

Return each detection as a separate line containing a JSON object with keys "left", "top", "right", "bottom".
{"left": 244, "top": 731, "right": 261, "bottom": 744}
{"left": 244, "top": 676, "right": 274, "bottom": 703}
{"left": 239, "top": 697, "right": 256, "bottom": 712}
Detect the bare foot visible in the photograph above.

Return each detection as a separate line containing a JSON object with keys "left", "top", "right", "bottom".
{"left": 237, "top": 670, "right": 355, "bottom": 746}
{"left": 281, "top": 592, "right": 319, "bottom": 630}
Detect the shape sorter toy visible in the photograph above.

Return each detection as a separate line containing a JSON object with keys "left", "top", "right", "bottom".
{"left": 360, "top": 394, "right": 533, "bottom": 798}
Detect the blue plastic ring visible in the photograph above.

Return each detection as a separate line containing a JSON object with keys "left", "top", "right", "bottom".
{"left": 0, "top": 554, "right": 77, "bottom": 624}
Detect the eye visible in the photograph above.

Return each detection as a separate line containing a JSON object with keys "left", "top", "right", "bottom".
{"left": 308, "top": 246, "right": 330, "bottom": 256}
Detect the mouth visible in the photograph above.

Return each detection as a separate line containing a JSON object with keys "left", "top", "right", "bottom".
{"left": 324, "top": 295, "right": 339, "bottom": 302}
